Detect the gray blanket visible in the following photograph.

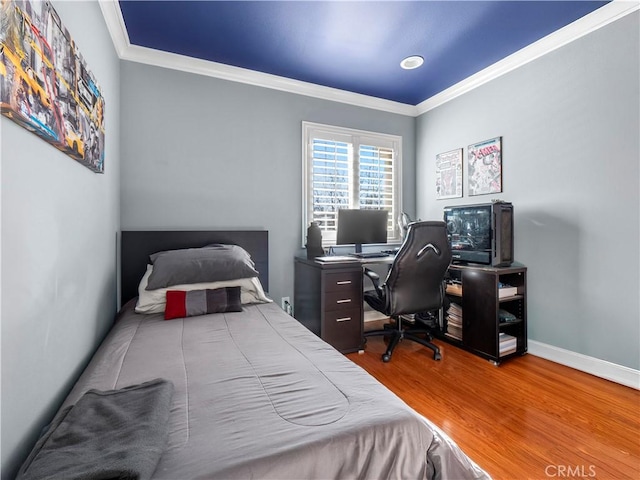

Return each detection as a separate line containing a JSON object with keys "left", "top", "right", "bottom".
{"left": 42, "top": 302, "right": 489, "bottom": 479}
{"left": 17, "top": 378, "right": 174, "bottom": 480}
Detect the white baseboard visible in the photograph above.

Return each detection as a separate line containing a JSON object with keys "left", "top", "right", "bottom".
{"left": 528, "top": 340, "right": 640, "bottom": 390}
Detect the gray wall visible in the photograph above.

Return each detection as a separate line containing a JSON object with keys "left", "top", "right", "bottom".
{"left": 416, "top": 13, "right": 639, "bottom": 369}
{"left": 0, "top": 2, "right": 120, "bottom": 478}
{"left": 1, "top": 7, "right": 636, "bottom": 478}
{"left": 119, "top": 61, "right": 416, "bottom": 304}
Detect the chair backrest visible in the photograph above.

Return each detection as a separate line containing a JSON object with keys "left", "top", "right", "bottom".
{"left": 383, "top": 221, "right": 452, "bottom": 316}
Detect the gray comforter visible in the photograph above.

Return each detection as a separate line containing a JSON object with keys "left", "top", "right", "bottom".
{"left": 56, "top": 301, "right": 490, "bottom": 479}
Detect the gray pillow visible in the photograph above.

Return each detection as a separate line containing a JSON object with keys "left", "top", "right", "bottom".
{"left": 146, "top": 244, "right": 259, "bottom": 290}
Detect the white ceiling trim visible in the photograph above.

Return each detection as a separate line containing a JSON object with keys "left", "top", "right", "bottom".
{"left": 416, "top": 0, "right": 640, "bottom": 115}
{"left": 97, "top": 0, "right": 417, "bottom": 116}
{"left": 99, "top": 0, "right": 637, "bottom": 118}
{"left": 99, "top": 0, "right": 129, "bottom": 58}
{"left": 124, "top": 45, "right": 418, "bottom": 116}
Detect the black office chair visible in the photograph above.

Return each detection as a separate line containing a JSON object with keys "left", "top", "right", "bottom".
{"left": 363, "top": 221, "right": 451, "bottom": 362}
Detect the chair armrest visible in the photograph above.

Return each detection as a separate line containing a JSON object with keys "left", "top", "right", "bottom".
{"left": 363, "top": 268, "right": 383, "bottom": 297}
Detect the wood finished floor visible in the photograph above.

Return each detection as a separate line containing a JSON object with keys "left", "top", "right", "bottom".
{"left": 346, "top": 325, "right": 640, "bottom": 480}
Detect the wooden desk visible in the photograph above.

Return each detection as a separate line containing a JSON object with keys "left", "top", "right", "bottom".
{"left": 294, "top": 256, "right": 528, "bottom": 364}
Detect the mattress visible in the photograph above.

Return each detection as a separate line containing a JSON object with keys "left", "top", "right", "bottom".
{"left": 59, "top": 300, "right": 490, "bottom": 479}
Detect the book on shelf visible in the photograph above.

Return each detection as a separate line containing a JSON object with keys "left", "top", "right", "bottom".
{"left": 499, "top": 333, "right": 517, "bottom": 356}
{"left": 446, "top": 283, "right": 463, "bottom": 296}
{"left": 446, "top": 315, "right": 462, "bottom": 326}
{"left": 448, "top": 302, "right": 462, "bottom": 314}
{"left": 446, "top": 327, "right": 462, "bottom": 339}
{"left": 445, "top": 331, "right": 463, "bottom": 341}
{"left": 446, "top": 302, "right": 463, "bottom": 337}
{"left": 499, "top": 346, "right": 517, "bottom": 356}
{"left": 445, "top": 306, "right": 463, "bottom": 340}
{"left": 499, "top": 332, "right": 517, "bottom": 343}
{"left": 447, "top": 321, "right": 461, "bottom": 329}
{"left": 498, "top": 283, "right": 518, "bottom": 298}
{"left": 445, "top": 323, "right": 462, "bottom": 340}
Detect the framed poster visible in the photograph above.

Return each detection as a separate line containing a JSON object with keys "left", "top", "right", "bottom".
{"left": 0, "top": 0, "right": 105, "bottom": 172}
{"left": 468, "top": 137, "right": 502, "bottom": 196}
{"left": 435, "top": 148, "right": 463, "bottom": 199}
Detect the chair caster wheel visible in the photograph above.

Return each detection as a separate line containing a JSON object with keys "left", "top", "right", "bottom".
{"left": 382, "top": 353, "right": 391, "bottom": 362}
{"left": 433, "top": 352, "right": 442, "bottom": 361}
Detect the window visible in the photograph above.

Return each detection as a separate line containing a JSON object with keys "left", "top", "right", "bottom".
{"left": 302, "top": 122, "right": 402, "bottom": 246}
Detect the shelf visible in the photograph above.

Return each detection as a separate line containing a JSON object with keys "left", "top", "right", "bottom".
{"left": 444, "top": 332, "right": 463, "bottom": 343}
{"left": 499, "top": 349, "right": 518, "bottom": 358}
{"left": 439, "top": 331, "right": 464, "bottom": 347}
{"left": 499, "top": 294, "right": 524, "bottom": 302}
{"left": 439, "top": 263, "right": 527, "bottom": 365}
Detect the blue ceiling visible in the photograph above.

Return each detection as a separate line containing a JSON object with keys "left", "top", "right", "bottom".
{"left": 119, "top": 1, "right": 610, "bottom": 106}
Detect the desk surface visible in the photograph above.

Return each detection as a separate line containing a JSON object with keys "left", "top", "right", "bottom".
{"left": 296, "top": 254, "right": 396, "bottom": 269}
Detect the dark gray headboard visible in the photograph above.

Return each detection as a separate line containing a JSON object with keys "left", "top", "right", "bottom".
{"left": 120, "top": 230, "right": 269, "bottom": 307}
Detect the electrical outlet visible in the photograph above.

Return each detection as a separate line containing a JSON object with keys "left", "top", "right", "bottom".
{"left": 281, "top": 297, "right": 290, "bottom": 311}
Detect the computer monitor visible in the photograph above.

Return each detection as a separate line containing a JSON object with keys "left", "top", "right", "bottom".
{"left": 336, "top": 209, "right": 389, "bottom": 253}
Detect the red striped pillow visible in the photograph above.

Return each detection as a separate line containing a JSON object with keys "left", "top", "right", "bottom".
{"left": 165, "top": 287, "right": 242, "bottom": 320}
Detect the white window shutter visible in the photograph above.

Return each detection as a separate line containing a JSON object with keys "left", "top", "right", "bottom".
{"left": 302, "top": 122, "right": 402, "bottom": 246}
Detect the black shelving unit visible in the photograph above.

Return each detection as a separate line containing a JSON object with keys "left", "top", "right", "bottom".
{"left": 438, "top": 262, "right": 527, "bottom": 365}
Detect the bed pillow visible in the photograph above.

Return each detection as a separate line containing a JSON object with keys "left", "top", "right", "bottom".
{"left": 146, "top": 244, "right": 259, "bottom": 290}
{"left": 135, "top": 265, "right": 271, "bottom": 314}
{"left": 164, "top": 287, "right": 242, "bottom": 320}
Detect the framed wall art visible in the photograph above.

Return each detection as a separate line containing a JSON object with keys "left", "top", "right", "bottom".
{"left": 468, "top": 137, "right": 502, "bottom": 196}
{"left": 435, "top": 148, "right": 463, "bottom": 199}
{"left": 0, "top": 0, "right": 105, "bottom": 172}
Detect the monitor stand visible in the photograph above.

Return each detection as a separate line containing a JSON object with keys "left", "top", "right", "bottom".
{"left": 354, "top": 243, "right": 363, "bottom": 254}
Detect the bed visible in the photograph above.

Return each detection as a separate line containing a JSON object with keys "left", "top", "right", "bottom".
{"left": 18, "top": 230, "right": 490, "bottom": 480}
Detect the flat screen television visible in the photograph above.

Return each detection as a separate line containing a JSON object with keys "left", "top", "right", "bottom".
{"left": 443, "top": 201, "right": 513, "bottom": 267}
{"left": 336, "top": 209, "right": 389, "bottom": 254}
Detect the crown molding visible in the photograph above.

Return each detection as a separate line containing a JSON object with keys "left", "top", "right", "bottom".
{"left": 97, "top": 0, "right": 416, "bottom": 116}
{"left": 98, "top": 0, "right": 129, "bottom": 58}
{"left": 415, "top": 0, "right": 640, "bottom": 115}
{"left": 99, "top": 0, "right": 638, "bottom": 118}
{"left": 122, "top": 44, "right": 419, "bottom": 117}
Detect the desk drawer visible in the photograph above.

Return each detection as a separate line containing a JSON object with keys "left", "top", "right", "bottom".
{"left": 324, "top": 291, "right": 359, "bottom": 312}
{"left": 323, "top": 307, "right": 362, "bottom": 353}
{"left": 324, "top": 271, "right": 361, "bottom": 293}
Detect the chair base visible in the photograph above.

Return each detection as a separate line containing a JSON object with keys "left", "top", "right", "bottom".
{"left": 364, "top": 324, "right": 441, "bottom": 362}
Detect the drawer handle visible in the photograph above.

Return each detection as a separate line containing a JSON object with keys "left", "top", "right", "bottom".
{"left": 336, "top": 299, "right": 352, "bottom": 304}
{"left": 336, "top": 317, "right": 351, "bottom": 322}
{"left": 336, "top": 280, "right": 352, "bottom": 285}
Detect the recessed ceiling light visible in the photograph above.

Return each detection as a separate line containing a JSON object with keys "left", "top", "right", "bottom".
{"left": 400, "top": 55, "right": 424, "bottom": 70}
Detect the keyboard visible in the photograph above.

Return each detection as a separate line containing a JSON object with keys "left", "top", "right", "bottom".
{"left": 349, "top": 251, "right": 392, "bottom": 259}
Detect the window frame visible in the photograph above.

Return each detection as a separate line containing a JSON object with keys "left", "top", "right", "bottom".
{"left": 302, "top": 121, "right": 403, "bottom": 248}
